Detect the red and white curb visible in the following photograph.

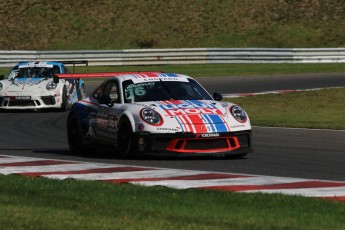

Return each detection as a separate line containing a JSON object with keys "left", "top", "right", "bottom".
{"left": 1, "top": 154, "right": 345, "bottom": 202}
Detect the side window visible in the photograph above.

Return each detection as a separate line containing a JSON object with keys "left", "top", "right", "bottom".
{"left": 8, "top": 66, "right": 19, "bottom": 79}
{"left": 188, "top": 79, "right": 213, "bottom": 100}
{"left": 122, "top": 80, "right": 135, "bottom": 103}
{"left": 109, "top": 82, "right": 119, "bottom": 103}
{"left": 17, "top": 68, "right": 28, "bottom": 78}
{"left": 93, "top": 83, "right": 105, "bottom": 99}
{"left": 93, "top": 80, "right": 119, "bottom": 103}
{"left": 53, "top": 65, "right": 61, "bottom": 74}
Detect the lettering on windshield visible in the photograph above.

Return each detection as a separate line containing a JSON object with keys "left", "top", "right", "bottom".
{"left": 125, "top": 82, "right": 153, "bottom": 99}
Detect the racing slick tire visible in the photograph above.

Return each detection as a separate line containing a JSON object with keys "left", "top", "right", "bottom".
{"left": 225, "top": 152, "right": 248, "bottom": 159}
{"left": 67, "top": 113, "right": 90, "bottom": 154}
{"left": 117, "top": 118, "right": 138, "bottom": 158}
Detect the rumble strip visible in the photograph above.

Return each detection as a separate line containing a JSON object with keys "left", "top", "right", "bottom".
{"left": 1, "top": 154, "right": 344, "bottom": 202}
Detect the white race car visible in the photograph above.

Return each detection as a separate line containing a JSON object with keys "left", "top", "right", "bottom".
{"left": 0, "top": 61, "right": 85, "bottom": 110}
{"left": 54, "top": 72, "right": 253, "bottom": 157}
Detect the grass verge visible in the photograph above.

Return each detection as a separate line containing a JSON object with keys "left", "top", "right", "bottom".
{"left": 228, "top": 88, "right": 345, "bottom": 130}
{"left": 2, "top": 63, "right": 345, "bottom": 77}
{"left": 2, "top": 0, "right": 345, "bottom": 50}
{"left": 1, "top": 174, "right": 344, "bottom": 230}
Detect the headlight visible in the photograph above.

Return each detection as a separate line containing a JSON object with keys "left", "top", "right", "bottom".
{"left": 230, "top": 105, "right": 248, "bottom": 123}
{"left": 0, "top": 83, "right": 3, "bottom": 91}
{"left": 46, "top": 81, "right": 57, "bottom": 90}
{"left": 140, "top": 108, "right": 163, "bottom": 125}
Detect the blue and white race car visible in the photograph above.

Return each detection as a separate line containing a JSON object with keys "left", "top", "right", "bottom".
{"left": 0, "top": 61, "right": 86, "bottom": 110}
{"left": 54, "top": 72, "right": 253, "bottom": 157}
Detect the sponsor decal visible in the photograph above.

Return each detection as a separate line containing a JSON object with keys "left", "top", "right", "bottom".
{"left": 155, "top": 101, "right": 230, "bottom": 133}
{"left": 231, "top": 125, "right": 246, "bottom": 128}
{"left": 9, "top": 78, "right": 46, "bottom": 91}
{"left": 20, "top": 62, "right": 53, "bottom": 68}
{"left": 165, "top": 108, "right": 221, "bottom": 116}
{"left": 14, "top": 96, "right": 31, "bottom": 100}
{"left": 138, "top": 124, "right": 145, "bottom": 131}
{"left": 132, "top": 73, "right": 189, "bottom": 83}
{"left": 97, "top": 107, "right": 110, "bottom": 117}
{"left": 125, "top": 82, "right": 152, "bottom": 99}
{"left": 159, "top": 101, "right": 223, "bottom": 116}
{"left": 200, "top": 133, "right": 220, "bottom": 138}
{"left": 12, "top": 78, "right": 45, "bottom": 87}
{"left": 157, "top": 127, "right": 179, "bottom": 132}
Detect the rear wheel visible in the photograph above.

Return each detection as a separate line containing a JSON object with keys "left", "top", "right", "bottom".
{"left": 117, "top": 119, "right": 138, "bottom": 157}
{"left": 67, "top": 113, "right": 87, "bottom": 154}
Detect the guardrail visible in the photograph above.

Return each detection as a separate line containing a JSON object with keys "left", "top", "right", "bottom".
{"left": 1, "top": 48, "right": 345, "bottom": 67}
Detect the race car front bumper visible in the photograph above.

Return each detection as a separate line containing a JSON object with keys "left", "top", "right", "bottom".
{"left": 0, "top": 94, "right": 61, "bottom": 110}
{"left": 136, "top": 130, "right": 253, "bottom": 156}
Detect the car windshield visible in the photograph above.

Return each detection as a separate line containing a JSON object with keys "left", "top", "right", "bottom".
{"left": 122, "top": 79, "right": 213, "bottom": 103}
{"left": 8, "top": 65, "right": 61, "bottom": 79}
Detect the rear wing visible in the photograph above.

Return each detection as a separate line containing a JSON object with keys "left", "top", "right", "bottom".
{"left": 53, "top": 71, "right": 162, "bottom": 83}
{"left": 53, "top": 71, "right": 163, "bottom": 100}
{"left": 61, "top": 60, "right": 88, "bottom": 72}
{"left": 61, "top": 60, "right": 88, "bottom": 66}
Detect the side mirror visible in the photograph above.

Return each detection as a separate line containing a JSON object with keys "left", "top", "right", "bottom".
{"left": 98, "top": 95, "right": 113, "bottom": 107}
{"left": 0, "top": 75, "right": 5, "bottom": 80}
{"left": 213, "top": 92, "right": 223, "bottom": 101}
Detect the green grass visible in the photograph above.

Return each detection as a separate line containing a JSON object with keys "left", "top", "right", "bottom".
{"left": 72, "top": 63, "right": 345, "bottom": 77}
{"left": 2, "top": 63, "right": 345, "bottom": 78}
{"left": 228, "top": 88, "right": 345, "bottom": 130}
{"left": 2, "top": 0, "right": 345, "bottom": 50}
{"left": 1, "top": 174, "right": 344, "bottom": 230}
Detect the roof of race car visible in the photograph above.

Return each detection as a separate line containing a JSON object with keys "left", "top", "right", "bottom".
{"left": 54, "top": 72, "right": 191, "bottom": 83}
{"left": 15, "top": 61, "right": 64, "bottom": 68}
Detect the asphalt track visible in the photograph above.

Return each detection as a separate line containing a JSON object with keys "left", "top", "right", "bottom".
{"left": 198, "top": 72, "right": 345, "bottom": 94}
{"left": 1, "top": 73, "right": 344, "bottom": 182}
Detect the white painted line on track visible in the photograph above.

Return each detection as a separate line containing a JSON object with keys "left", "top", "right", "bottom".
{"left": 0, "top": 163, "right": 126, "bottom": 175}
{"left": 223, "top": 87, "right": 345, "bottom": 98}
{"left": 44, "top": 169, "right": 208, "bottom": 181}
{"left": 253, "top": 126, "right": 345, "bottom": 132}
{"left": 244, "top": 186, "right": 345, "bottom": 197}
{"left": 0, "top": 156, "right": 55, "bottom": 164}
{"left": 132, "top": 176, "right": 310, "bottom": 189}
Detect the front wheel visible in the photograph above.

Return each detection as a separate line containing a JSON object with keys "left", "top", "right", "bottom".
{"left": 117, "top": 119, "right": 138, "bottom": 157}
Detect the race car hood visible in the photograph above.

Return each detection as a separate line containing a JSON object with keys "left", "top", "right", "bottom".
{"left": 0, "top": 78, "right": 52, "bottom": 93}
{"left": 151, "top": 100, "right": 227, "bottom": 118}
{"left": 139, "top": 100, "right": 250, "bottom": 133}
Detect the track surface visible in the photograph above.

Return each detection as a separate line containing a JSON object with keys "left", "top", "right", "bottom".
{"left": 198, "top": 73, "right": 345, "bottom": 94}
{"left": 1, "top": 74, "right": 344, "bottom": 182}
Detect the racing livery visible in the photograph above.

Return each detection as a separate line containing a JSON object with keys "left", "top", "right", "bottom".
{"left": 55, "top": 72, "right": 252, "bottom": 157}
{"left": 0, "top": 61, "right": 86, "bottom": 110}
